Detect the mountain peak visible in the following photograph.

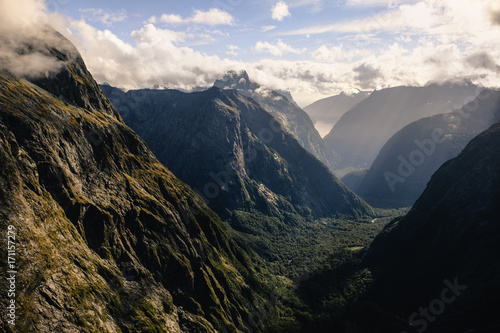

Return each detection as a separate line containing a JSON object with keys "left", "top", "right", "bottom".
{"left": 214, "top": 70, "right": 259, "bottom": 90}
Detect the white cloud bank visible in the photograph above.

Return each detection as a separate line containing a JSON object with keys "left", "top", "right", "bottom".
{"left": 0, "top": 0, "right": 76, "bottom": 78}
{"left": 10, "top": 0, "right": 499, "bottom": 106}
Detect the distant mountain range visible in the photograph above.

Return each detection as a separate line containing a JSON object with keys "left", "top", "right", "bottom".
{"left": 355, "top": 89, "right": 500, "bottom": 208}
{"left": 214, "top": 70, "right": 340, "bottom": 171}
{"left": 303, "top": 91, "right": 371, "bottom": 137}
{"left": 324, "top": 83, "right": 481, "bottom": 169}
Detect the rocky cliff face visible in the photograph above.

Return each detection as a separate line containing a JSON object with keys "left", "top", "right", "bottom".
{"left": 363, "top": 120, "right": 500, "bottom": 332}
{"left": 356, "top": 89, "right": 500, "bottom": 208}
{"left": 324, "top": 83, "right": 480, "bottom": 169}
{"left": 214, "top": 70, "right": 340, "bottom": 171}
{"left": 101, "top": 84, "right": 372, "bottom": 227}
{"left": 0, "top": 31, "right": 267, "bottom": 333}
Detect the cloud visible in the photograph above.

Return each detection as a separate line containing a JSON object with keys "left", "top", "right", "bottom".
{"left": 227, "top": 44, "right": 239, "bottom": 56}
{"left": 157, "top": 14, "right": 183, "bottom": 24}
{"left": 272, "top": 2, "right": 291, "bottom": 21}
{"left": 261, "top": 25, "right": 277, "bottom": 32}
{"left": 466, "top": 52, "right": 499, "bottom": 72}
{"left": 490, "top": 1, "right": 500, "bottom": 25}
{"left": 0, "top": 0, "right": 76, "bottom": 78}
{"left": 492, "top": 11, "right": 500, "bottom": 25}
{"left": 345, "top": 0, "right": 417, "bottom": 7}
{"left": 254, "top": 40, "right": 306, "bottom": 57}
{"left": 284, "top": 0, "right": 500, "bottom": 38}
{"left": 353, "top": 63, "right": 382, "bottom": 88}
{"left": 65, "top": 20, "right": 238, "bottom": 91}
{"left": 79, "top": 8, "right": 128, "bottom": 27}
{"left": 312, "top": 44, "right": 372, "bottom": 61}
{"left": 395, "top": 35, "right": 412, "bottom": 43}
{"left": 54, "top": 0, "right": 500, "bottom": 107}
{"left": 151, "top": 8, "right": 234, "bottom": 26}
{"left": 284, "top": 1, "right": 444, "bottom": 35}
{"left": 0, "top": 0, "right": 46, "bottom": 32}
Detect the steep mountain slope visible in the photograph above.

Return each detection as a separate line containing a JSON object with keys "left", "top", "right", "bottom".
{"left": 303, "top": 91, "right": 370, "bottom": 137}
{"left": 324, "top": 83, "right": 480, "bottom": 169}
{"left": 356, "top": 89, "right": 500, "bottom": 208}
{"left": 364, "top": 120, "right": 500, "bottom": 332}
{"left": 214, "top": 70, "right": 340, "bottom": 171}
{"left": 0, "top": 29, "right": 268, "bottom": 333}
{"left": 101, "top": 85, "right": 371, "bottom": 226}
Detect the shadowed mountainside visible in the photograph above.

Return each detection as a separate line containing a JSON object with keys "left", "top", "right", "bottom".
{"left": 0, "top": 28, "right": 270, "bottom": 333}
{"left": 363, "top": 120, "right": 500, "bottom": 332}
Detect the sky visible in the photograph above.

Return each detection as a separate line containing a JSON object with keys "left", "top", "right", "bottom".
{"left": 3, "top": 0, "right": 500, "bottom": 106}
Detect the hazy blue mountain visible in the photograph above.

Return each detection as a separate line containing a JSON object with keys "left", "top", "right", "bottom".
{"left": 354, "top": 89, "right": 500, "bottom": 208}
{"left": 324, "top": 83, "right": 480, "bottom": 169}
{"left": 214, "top": 70, "right": 340, "bottom": 171}
{"left": 303, "top": 91, "right": 370, "bottom": 137}
{"left": 0, "top": 27, "right": 268, "bottom": 333}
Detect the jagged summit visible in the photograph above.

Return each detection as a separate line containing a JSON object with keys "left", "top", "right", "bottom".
{"left": 212, "top": 70, "right": 340, "bottom": 171}
{"left": 214, "top": 70, "right": 259, "bottom": 91}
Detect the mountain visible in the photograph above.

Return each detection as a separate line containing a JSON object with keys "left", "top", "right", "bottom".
{"left": 363, "top": 120, "right": 500, "bottom": 332}
{"left": 100, "top": 85, "right": 372, "bottom": 238}
{"left": 102, "top": 84, "right": 372, "bottom": 219}
{"left": 355, "top": 89, "right": 500, "bottom": 208}
{"left": 323, "top": 83, "right": 480, "bottom": 169}
{"left": 0, "top": 28, "right": 268, "bottom": 333}
{"left": 303, "top": 91, "right": 370, "bottom": 137}
{"left": 340, "top": 169, "right": 368, "bottom": 193}
{"left": 214, "top": 70, "right": 340, "bottom": 171}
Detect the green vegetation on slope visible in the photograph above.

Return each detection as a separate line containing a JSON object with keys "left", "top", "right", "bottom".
{"left": 0, "top": 71, "right": 275, "bottom": 333}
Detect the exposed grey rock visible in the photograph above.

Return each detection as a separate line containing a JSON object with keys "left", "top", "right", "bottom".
{"left": 214, "top": 70, "right": 340, "bottom": 171}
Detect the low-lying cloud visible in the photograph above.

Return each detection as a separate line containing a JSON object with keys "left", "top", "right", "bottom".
{"left": 0, "top": 0, "right": 75, "bottom": 78}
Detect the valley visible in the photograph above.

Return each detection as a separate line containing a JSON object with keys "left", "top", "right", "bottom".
{"left": 1, "top": 2, "right": 500, "bottom": 332}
